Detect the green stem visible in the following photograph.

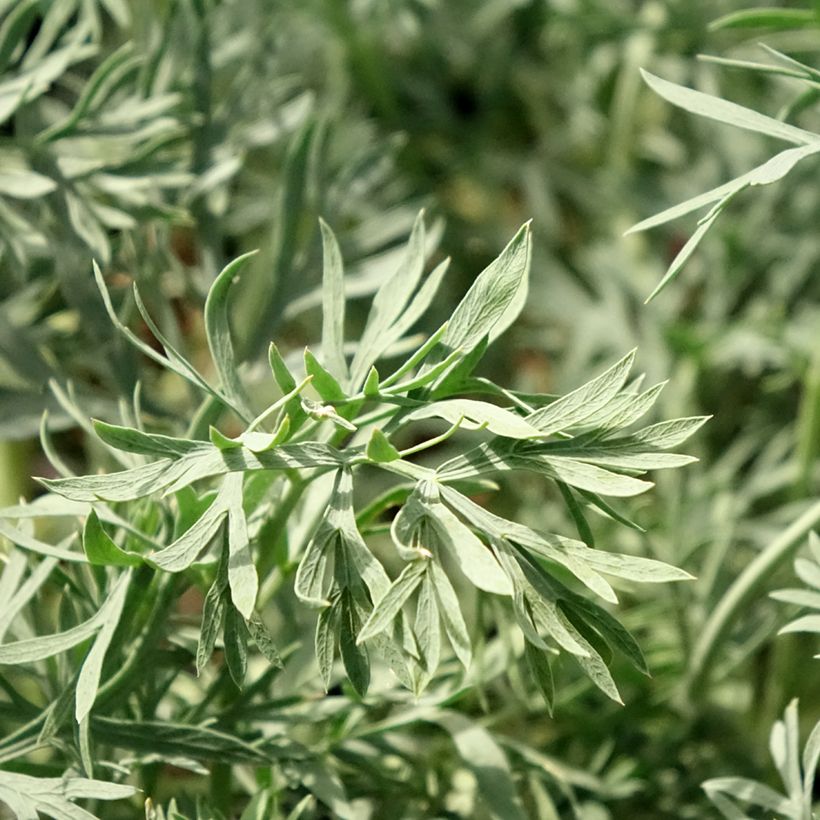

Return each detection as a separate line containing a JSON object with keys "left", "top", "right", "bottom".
{"left": 794, "top": 355, "right": 820, "bottom": 498}
{"left": 687, "top": 498, "right": 820, "bottom": 699}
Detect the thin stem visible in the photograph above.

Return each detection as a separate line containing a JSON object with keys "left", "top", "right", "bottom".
{"left": 246, "top": 375, "right": 314, "bottom": 433}
{"left": 399, "top": 417, "right": 474, "bottom": 458}
{"left": 687, "top": 498, "right": 820, "bottom": 699}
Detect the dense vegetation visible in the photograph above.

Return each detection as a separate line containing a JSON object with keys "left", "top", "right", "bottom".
{"left": 0, "top": 1, "right": 818, "bottom": 818}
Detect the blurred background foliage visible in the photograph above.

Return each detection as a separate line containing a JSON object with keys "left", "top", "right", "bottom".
{"left": 0, "top": 0, "right": 818, "bottom": 817}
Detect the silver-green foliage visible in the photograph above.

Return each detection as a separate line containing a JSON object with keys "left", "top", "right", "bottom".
{"left": 3, "top": 214, "right": 702, "bottom": 709}
{"left": 703, "top": 699, "right": 820, "bottom": 820}
{"left": 0, "top": 214, "right": 705, "bottom": 817}
{"left": 628, "top": 47, "right": 820, "bottom": 302}
{"left": 772, "top": 532, "right": 820, "bottom": 649}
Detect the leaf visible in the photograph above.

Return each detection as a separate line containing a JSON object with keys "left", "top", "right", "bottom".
{"left": 0, "top": 552, "right": 57, "bottom": 643}
{"left": 0, "top": 770, "right": 135, "bottom": 820}
{"left": 627, "top": 142, "right": 820, "bottom": 234}
{"left": 0, "top": 169, "right": 56, "bottom": 199}
{"left": 518, "top": 454, "right": 655, "bottom": 497}
{"left": 82, "top": 510, "right": 142, "bottom": 567}
{"left": 92, "top": 420, "right": 205, "bottom": 458}
{"left": 363, "top": 366, "right": 380, "bottom": 397}
{"left": 223, "top": 474, "right": 258, "bottom": 620}
{"left": 224, "top": 604, "right": 249, "bottom": 688}
{"left": 511, "top": 527, "right": 617, "bottom": 604}
{"left": 430, "top": 561, "right": 472, "bottom": 669}
{"left": 770, "top": 699, "right": 801, "bottom": 802}
{"left": 408, "top": 399, "right": 542, "bottom": 439}
{"left": 204, "top": 251, "right": 258, "bottom": 420}
{"left": 366, "top": 428, "right": 400, "bottom": 462}
{"left": 304, "top": 348, "right": 345, "bottom": 402}
{"left": 268, "top": 342, "right": 298, "bottom": 393}
{"left": 424, "top": 223, "right": 531, "bottom": 374}
{"left": 702, "top": 778, "right": 793, "bottom": 815}
{"left": 37, "top": 42, "right": 139, "bottom": 142}
{"left": 247, "top": 617, "right": 283, "bottom": 668}
{"left": 779, "top": 614, "right": 820, "bottom": 635}
{"left": 644, "top": 205, "right": 721, "bottom": 303}
{"left": 319, "top": 219, "right": 348, "bottom": 381}
{"left": 526, "top": 351, "right": 635, "bottom": 435}
{"left": 0, "top": 520, "right": 85, "bottom": 562}
{"left": 561, "top": 542, "right": 693, "bottom": 584}
{"left": 150, "top": 490, "right": 226, "bottom": 572}
{"left": 295, "top": 524, "right": 336, "bottom": 607}
{"left": 0, "top": 591, "right": 112, "bottom": 665}
{"left": 76, "top": 571, "right": 132, "bottom": 723}
{"left": 412, "top": 572, "right": 440, "bottom": 691}
{"left": 357, "top": 561, "right": 427, "bottom": 644}
{"left": 802, "top": 718, "right": 820, "bottom": 806}
{"left": 339, "top": 592, "right": 369, "bottom": 696}
{"left": 567, "top": 625, "right": 623, "bottom": 704}
{"left": 626, "top": 416, "right": 711, "bottom": 449}
{"left": 709, "top": 8, "right": 817, "bottom": 31}
{"left": 639, "top": 69, "right": 820, "bottom": 146}
{"left": 197, "top": 548, "right": 228, "bottom": 676}
{"left": 93, "top": 263, "right": 237, "bottom": 417}
{"left": 91, "top": 716, "right": 285, "bottom": 763}
{"left": 430, "top": 496, "right": 513, "bottom": 595}
{"left": 42, "top": 442, "right": 347, "bottom": 502}
{"left": 316, "top": 602, "right": 337, "bottom": 691}
{"left": 795, "top": 557, "right": 820, "bottom": 590}
{"left": 436, "top": 711, "right": 528, "bottom": 820}
{"left": 0, "top": 0, "right": 40, "bottom": 74}
{"left": 350, "top": 211, "right": 428, "bottom": 388}
{"left": 524, "top": 640, "right": 554, "bottom": 716}
{"left": 562, "top": 595, "right": 649, "bottom": 676}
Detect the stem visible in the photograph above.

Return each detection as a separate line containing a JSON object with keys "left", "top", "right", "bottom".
{"left": 687, "top": 498, "right": 820, "bottom": 699}
{"left": 794, "top": 354, "right": 820, "bottom": 498}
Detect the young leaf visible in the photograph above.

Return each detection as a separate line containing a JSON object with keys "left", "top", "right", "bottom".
{"left": 349, "top": 211, "right": 428, "bottom": 388}
{"left": 319, "top": 218, "right": 348, "bottom": 381}
{"left": 366, "top": 428, "right": 400, "bottom": 463}
{"left": 82, "top": 510, "right": 143, "bottom": 567}
{"left": 423, "top": 222, "right": 531, "bottom": 374}
{"left": 304, "top": 348, "right": 346, "bottom": 402}
{"left": 363, "top": 366, "right": 380, "bottom": 397}
{"left": 197, "top": 546, "right": 229, "bottom": 676}
{"left": 204, "top": 251, "right": 258, "bottom": 420}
